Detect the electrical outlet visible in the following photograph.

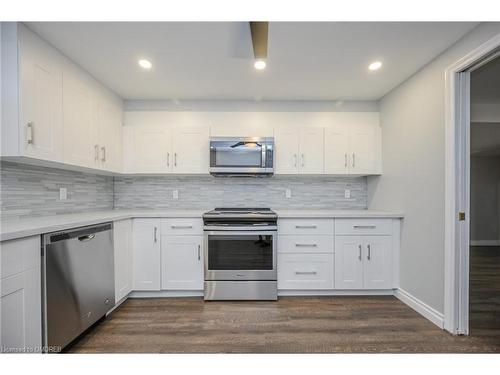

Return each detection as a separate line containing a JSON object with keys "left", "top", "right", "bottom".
{"left": 344, "top": 189, "right": 351, "bottom": 199}
{"left": 59, "top": 187, "right": 67, "bottom": 200}
{"left": 172, "top": 190, "right": 179, "bottom": 200}
{"left": 285, "top": 188, "right": 292, "bottom": 198}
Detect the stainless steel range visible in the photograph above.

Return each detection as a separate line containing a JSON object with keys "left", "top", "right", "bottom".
{"left": 203, "top": 208, "right": 277, "bottom": 300}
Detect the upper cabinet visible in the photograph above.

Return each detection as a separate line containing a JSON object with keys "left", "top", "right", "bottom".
{"left": 1, "top": 23, "right": 123, "bottom": 173}
{"left": 275, "top": 127, "right": 324, "bottom": 174}
{"left": 123, "top": 112, "right": 209, "bottom": 174}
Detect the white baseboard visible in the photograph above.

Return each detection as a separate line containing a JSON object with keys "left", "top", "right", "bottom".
{"left": 278, "top": 289, "right": 394, "bottom": 296}
{"left": 394, "top": 288, "right": 444, "bottom": 329}
{"left": 129, "top": 290, "right": 203, "bottom": 298}
{"left": 470, "top": 240, "right": 500, "bottom": 246}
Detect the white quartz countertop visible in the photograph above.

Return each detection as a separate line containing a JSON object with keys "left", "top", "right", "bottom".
{"left": 0, "top": 209, "right": 403, "bottom": 242}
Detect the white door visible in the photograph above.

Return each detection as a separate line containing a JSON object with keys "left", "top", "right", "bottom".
{"left": 161, "top": 235, "right": 203, "bottom": 290}
{"left": 127, "top": 125, "right": 172, "bottom": 173}
{"left": 0, "top": 269, "right": 42, "bottom": 352}
{"left": 62, "top": 71, "right": 97, "bottom": 168}
{"left": 362, "top": 236, "right": 392, "bottom": 289}
{"left": 349, "top": 122, "right": 378, "bottom": 175}
{"left": 19, "top": 27, "right": 63, "bottom": 162}
{"left": 334, "top": 236, "right": 363, "bottom": 289}
{"left": 172, "top": 126, "right": 209, "bottom": 174}
{"left": 274, "top": 127, "right": 299, "bottom": 174}
{"left": 114, "top": 220, "right": 133, "bottom": 302}
{"left": 132, "top": 219, "right": 161, "bottom": 291}
{"left": 324, "top": 124, "right": 350, "bottom": 174}
{"left": 299, "top": 127, "right": 324, "bottom": 174}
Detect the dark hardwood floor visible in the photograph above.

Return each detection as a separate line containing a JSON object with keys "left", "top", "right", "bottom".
{"left": 67, "top": 247, "right": 500, "bottom": 353}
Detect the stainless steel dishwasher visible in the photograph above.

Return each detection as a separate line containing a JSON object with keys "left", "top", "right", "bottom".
{"left": 42, "top": 222, "right": 115, "bottom": 351}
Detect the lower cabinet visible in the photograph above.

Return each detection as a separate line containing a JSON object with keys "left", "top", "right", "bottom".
{"left": 161, "top": 235, "right": 203, "bottom": 290}
{"left": 132, "top": 219, "right": 161, "bottom": 291}
{"left": 114, "top": 219, "right": 133, "bottom": 302}
{"left": 0, "top": 236, "right": 42, "bottom": 352}
{"left": 335, "top": 236, "right": 392, "bottom": 289}
{"left": 278, "top": 253, "right": 334, "bottom": 289}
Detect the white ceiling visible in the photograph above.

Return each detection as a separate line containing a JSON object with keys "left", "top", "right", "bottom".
{"left": 26, "top": 22, "right": 478, "bottom": 101}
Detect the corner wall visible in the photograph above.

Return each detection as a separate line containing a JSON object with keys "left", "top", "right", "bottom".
{"left": 367, "top": 23, "right": 500, "bottom": 314}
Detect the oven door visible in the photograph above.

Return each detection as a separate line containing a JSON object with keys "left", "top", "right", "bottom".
{"left": 209, "top": 137, "right": 273, "bottom": 174}
{"left": 204, "top": 230, "right": 277, "bottom": 281}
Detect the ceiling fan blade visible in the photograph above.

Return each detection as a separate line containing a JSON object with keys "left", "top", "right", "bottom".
{"left": 249, "top": 22, "right": 268, "bottom": 59}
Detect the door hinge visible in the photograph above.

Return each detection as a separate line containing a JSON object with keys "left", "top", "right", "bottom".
{"left": 458, "top": 212, "right": 466, "bottom": 221}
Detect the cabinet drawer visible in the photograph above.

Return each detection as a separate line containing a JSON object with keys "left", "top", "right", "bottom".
{"left": 278, "top": 219, "right": 334, "bottom": 235}
{"left": 278, "top": 235, "right": 333, "bottom": 253}
{"left": 278, "top": 253, "right": 334, "bottom": 289}
{"left": 161, "top": 218, "right": 203, "bottom": 235}
{"left": 335, "top": 218, "right": 392, "bottom": 235}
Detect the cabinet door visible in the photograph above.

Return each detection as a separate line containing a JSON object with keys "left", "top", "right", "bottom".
{"left": 62, "top": 71, "right": 97, "bottom": 168}
{"left": 114, "top": 220, "right": 133, "bottom": 302}
{"left": 97, "top": 98, "right": 123, "bottom": 172}
{"left": 19, "top": 26, "right": 63, "bottom": 162}
{"left": 126, "top": 125, "right": 172, "bottom": 173}
{"left": 334, "top": 236, "right": 363, "bottom": 289}
{"left": 274, "top": 127, "right": 299, "bottom": 174}
{"left": 362, "top": 236, "right": 392, "bottom": 289}
{"left": 172, "top": 126, "right": 209, "bottom": 174}
{"left": 278, "top": 253, "right": 334, "bottom": 289}
{"left": 324, "top": 124, "right": 350, "bottom": 174}
{"left": 299, "top": 127, "right": 324, "bottom": 174}
{"left": 161, "top": 236, "right": 203, "bottom": 290}
{"left": 132, "top": 219, "right": 161, "bottom": 291}
{"left": 349, "top": 122, "right": 378, "bottom": 175}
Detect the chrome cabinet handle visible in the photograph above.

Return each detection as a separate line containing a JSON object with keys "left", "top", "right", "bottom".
{"left": 345, "top": 153, "right": 347, "bottom": 168}
{"left": 358, "top": 244, "right": 362, "bottom": 261}
{"left": 352, "top": 153, "right": 355, "bottom": 168}
{"left": 154, "top": 227, "right": 158, "bottom": 243}
{"left": 353, "top": 225, "right": 376, "bottom": 229}
{"left": 293, "top": 154, "right": 297, "bottom": 168}
{"left": 94, "top": 144, "right": 99, "bottom": 161}
{"left": 167, "top": 153, "right": 170, "bottom": 167}
{"left": 295, "top": 243, "right": 317, "bottom": 247}
{"left": 198, "top": 244, "right": 201, "bottom": 261}
{"left": 174, "top": 153, "right": 177, "bottom": 167}
{"left": 295, "top": 271, "right": 317, "bottom": 275}
{"left": 301, "top": 153, "right": 305, "bottom": 167}
{"left": 101, "top": 146, "right": 106, "bottom": 162}
{"left": 295, "top": 225, "right": 317, "bottom": 229}
{"left": 26, "top": 122, "right": 34, "bottom": 144}
{"left": 367, "top": 244, "right": 371, "bottom": 260}
{"left": 171, "top": 225, "right": 193, "bottom": 229}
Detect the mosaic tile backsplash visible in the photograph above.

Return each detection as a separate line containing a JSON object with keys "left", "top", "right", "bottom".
{"left": 113, "top": 175, "right": 367, "bottom": 210}
{"left": 1, "top": 162, "right": 367, "bottom": 221}
{"left": 0, "top": 162, "right": 114, "bottom": 221}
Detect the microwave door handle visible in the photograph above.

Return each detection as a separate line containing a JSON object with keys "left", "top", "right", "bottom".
{"left": 261, "top": 144, "right": 266, "bottom": 167}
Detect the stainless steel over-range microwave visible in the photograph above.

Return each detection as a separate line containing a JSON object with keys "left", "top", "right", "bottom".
{"left": 209, "top": 137, "right": 274, "bottom": 176}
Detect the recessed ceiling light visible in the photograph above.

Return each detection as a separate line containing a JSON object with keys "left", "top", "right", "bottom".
{"left": 254, "top": 60, "right": 266, "bottom": 70}
{"left": 368, "top": 61, "right": 382, "bottom": 71}
{"left": 138, "top": 59, "right": 152, "bottom": 69}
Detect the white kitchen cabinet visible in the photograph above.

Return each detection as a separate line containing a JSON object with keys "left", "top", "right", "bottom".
{"left": 132, "top": 219, "right": 161, "bottom": 291}
{"left": 114, "top": 219, "right": 133, "bottom": 302}
{"left": 335, "top": 235, "right": 392, "bottom": 290}
{"left": 278, "top": 253, "right": 334, "bottom": 290}
{"left": 96, "top": 97, "right": 123, "bottom": 172}
{"left": 0, "top": 236, "right": 42, "bottom": 353}
{"left": 171, "top": 126, "right": 209, "bottom": 173}
{"left": 274, "top": 127, "right": 324, "bottom": 174}
{"left": 161, "top": 235, "right": 203, "bottom": 290}
{"left": 1, "top": 23, "right": 64, "bottom": 162}
{"left": 324, "top": 113, "right": 382, "bottom": 175}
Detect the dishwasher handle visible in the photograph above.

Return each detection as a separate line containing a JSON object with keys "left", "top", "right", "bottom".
{"left": 78, "top": 234, "right": 96, "bottom": 242}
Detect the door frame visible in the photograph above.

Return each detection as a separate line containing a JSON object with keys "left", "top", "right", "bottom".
{"left": 443, "top": 32, "right": 500, "bottom": 334}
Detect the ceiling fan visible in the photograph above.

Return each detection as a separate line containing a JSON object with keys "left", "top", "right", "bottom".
{"left": 249, "top": 22, "right": 268, "bottom": 69}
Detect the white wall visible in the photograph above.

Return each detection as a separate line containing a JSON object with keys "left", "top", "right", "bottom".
{"left": 367, "top": 22, "right": 500, "bottom": 314}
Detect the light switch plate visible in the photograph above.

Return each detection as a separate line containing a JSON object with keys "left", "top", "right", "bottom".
{"left": 344, "top": 189, "right": 351, "bottom": 199}
{"left": 59, "top": 187, "right": 67, "bottom": 200}
{"left": 285, "top": 189, "right": 292, "bottom": 198}
{"left": 173, "top": 190, "right": 179, "bottom": 200}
